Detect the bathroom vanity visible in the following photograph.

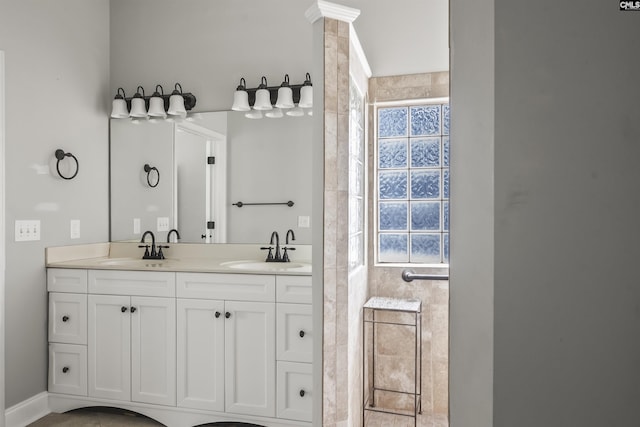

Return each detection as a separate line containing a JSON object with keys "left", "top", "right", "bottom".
{"left": 45, "top": 242, "right": 313, "bottom": 427}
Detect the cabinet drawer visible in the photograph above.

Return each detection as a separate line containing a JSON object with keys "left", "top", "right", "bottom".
{"left": 277, "top": 361, "right": 312, "bottom": 422}
{"left": 277, "top": 303, "right": 312, "bottom": 363}
{"left": 49, "top": 293, "right": 87, "bottom": 345}
{"left": 88, "top": 270, "right": 175, "bottom": 297}
{"left": 49, "top": 343, "right": 87, "bottom": 396}
{"left": 47, "top": 269, "right": 87, "bottom": 293}
{"left": 276, "top": 275, "right": 312, "bottom": 304}
{"left": 177, "top": 272, "right": 275, "bottom": 302}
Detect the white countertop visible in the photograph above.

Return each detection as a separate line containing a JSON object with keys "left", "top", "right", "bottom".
{"left": 46, "top": 242, "right": 312, "bottom": 276}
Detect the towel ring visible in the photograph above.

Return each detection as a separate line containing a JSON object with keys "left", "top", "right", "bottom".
{"left": 54, "top": 149, "right": 79, "bottom": 180}
{"left": 144, "top": 164, "right": 160, "bottom": 188}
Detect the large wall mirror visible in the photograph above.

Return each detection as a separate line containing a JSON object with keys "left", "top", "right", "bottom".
{"left": 110, "top": 111, "right": 313, "bottom": 244}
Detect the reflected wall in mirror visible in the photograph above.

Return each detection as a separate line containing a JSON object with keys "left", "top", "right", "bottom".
{"left": 110, "top": 111, "right": 312, "bottom": 244}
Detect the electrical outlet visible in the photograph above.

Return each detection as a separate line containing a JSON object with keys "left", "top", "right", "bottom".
{"left": 70, "top": 219, "right": 81, "bottom": 239}
{"left": 15, "top": 220, "right": 41, "bottom": 242}
{"left": 133, "top": 218, "right": 141, "bottom": 234}
{"left": 298, "top": 216, "right": 310, "bottom": 228}
{"left": 157, "top": 217, "right": 169, "bottom": 232}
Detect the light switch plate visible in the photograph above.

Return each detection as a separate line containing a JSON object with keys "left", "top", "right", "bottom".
{"left": 70, "top": 219, "right": 81, "bottom": 239}
{"left": 133, "top": 218, "right": 141, "bottom": 234}
{"left": 157, "top": 217, "right": 169, "bottom": 232}
{"left": 298, "top": 216, "right": 310, "bottom": 228}
{"left": 15, "top": 220, "right": 41, "bottom": 241}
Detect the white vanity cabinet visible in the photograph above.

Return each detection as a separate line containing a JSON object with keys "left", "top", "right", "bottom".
{"left": 275, "top": 275, "right": 313, "bottom": 423}
{"left": 47, "top": 269, "right": 89, "bottom": 396}
{"left": 87, "top": 270, "right": 176, "bottom": 406}
{"left": 176, "top": 272, "right": 276, "bottom": 418}
{"left": 47, "top": 266, "right": 313, "bottom": 426}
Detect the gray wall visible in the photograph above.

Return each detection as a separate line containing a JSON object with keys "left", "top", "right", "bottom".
{"left": 0, "top": 0, "right": 110, "bottom": 407}
{"left": 449, "top": 0, "right": 494, "bottom": 423}
{"left": 110, "top": 120, "right": 174, "bottom": 241}
{"left": 451, "top": 0, "right": 640, "bottom": 425}
{"left": 226, "top": 112, "right": 312, "bottom": 245}
{"left": 109, "top": 0, "right": 315, "bottom": 112}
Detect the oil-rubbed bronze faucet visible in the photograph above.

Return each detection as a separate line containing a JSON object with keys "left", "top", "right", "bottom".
{"left": 139, "top": 230, "right": 169, "bottom": 259}
{"left": 260, "top": 230, "right": 296, "bottom": 262}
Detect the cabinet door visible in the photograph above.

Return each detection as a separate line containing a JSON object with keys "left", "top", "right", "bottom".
{"left": 177, "top": 299, "right": 225, "bottom": 411}
{"left": 225, "top": 300, "right": 276, "bottom": 417}
{"left": 49, "top": 293, "right": 87, "bottom": 345}
{"left": 277, "top": 361, "right": 313, "bottom": 422}
{"left": 131, "top": 296, "right": 176, "bottom": 406}
{"left": 88, "top": 294, "right": 131, "bottom": 401}
{"left": 49, "top": 343, "right": 87, "bottom": 396}
{"left": 277, "top": 303, "right": 313, "bottom": 363}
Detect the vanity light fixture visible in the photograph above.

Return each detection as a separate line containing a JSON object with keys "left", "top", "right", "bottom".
{"left": 231, "top": 73, "right": 313, "bottom": 118}
{"left": 111, "top": 88, "right": 129, "bottom": 118}
{"left": 231, "top": 78, "right": 251, "bottom": 111}
{"left": 275, "top": 74, "right": 294, "bottom": 109}
{"left": 129, "top": 86, "right": 148, "bottom": 119}
{"left": 298, "top": 72, "right": 313, "bottom": 108}
{"left": 148, "top": 85, "right": 167, "bottom": 118}
{"left": 253, "top": 77, "right": 273, "bottom": 111}
{"left": 167, "top": 83, "right": 187, "bottom": 118}
{"left": 109, "top": 83, "right": 196, "bottom": 120}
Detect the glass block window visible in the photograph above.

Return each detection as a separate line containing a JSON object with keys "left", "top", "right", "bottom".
{"left": 376, "top": 103, "right": 449, "bottom": 264}
{"left": 348, "top": 78, "right": 366, "bottom": 271}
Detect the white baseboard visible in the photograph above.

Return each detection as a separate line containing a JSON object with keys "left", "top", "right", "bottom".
{"left": 5, "top": 392, "right": 50, "bottom": 427}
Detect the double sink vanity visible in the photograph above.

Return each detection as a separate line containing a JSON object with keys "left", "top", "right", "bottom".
{"left": 45, "top": 241, "right": 313, "bottom": 427}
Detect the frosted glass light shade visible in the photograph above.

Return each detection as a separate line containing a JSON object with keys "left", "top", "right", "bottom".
{"left": 245, "top": 110, "right": 263, "bottom": 119}
{"left": 299, "top": 85, "right": 313, "bottom": 108}
{"left": 285, "top": 105, "right": 304, "bottom": 117}
{"left": 168, "top": 94, "right": 186, "bottom": 117}
{"left": 275, "top": 86, "right": 294, "bottom": 109}
{"left": 231, "top": 90, "right": 250, "bottom": 111}
{"left": 266, "top": 108, "right": 283, "bottom": 118}
{"left": 253, "top": 88, "right": 272, "bottom": 110}
{"left": 148, "top": 96, "right": 166, "bottom": 118}
{"left": 129, "top": 97, "right": 148, "bottom": 118}
{"left": 111, "top": 98, "right": 129, "bottom": 118}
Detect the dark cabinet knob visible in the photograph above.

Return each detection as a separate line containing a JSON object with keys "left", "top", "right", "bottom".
{"left": 121, "top": 306, "right": 128, "bottom": 313}
{"left": 62, "top": 315, "right": 69, "bottom": 322}
{"left": 62, "top": 367, "right": 70, "bottom": 373}
{"left": 130, "top": 307, "right": 137, "bottom": 313}
{"left": 225, "top": 312, "right": 231, "bottom": 319}
{"left": 299, "top": 389, "right": 305, "bottom": 397}
{"left": 299, "top": 330, "right": 305, "bottom": 338}
{"left": 215, "top": 311, "right": 221, "bottom": 318}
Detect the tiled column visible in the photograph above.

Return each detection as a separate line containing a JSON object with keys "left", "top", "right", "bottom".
{"left": 322, "top": 16, "right": 351, "bottom": 427}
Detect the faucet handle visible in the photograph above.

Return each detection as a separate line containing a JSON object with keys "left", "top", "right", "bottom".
{"left": 157, "top": 245, "right": 169, "bottom": 260}
{"left": 260, "top": 246, "right": 274, "bottom": 261}
{"left": 138, "top": 245, "right": 150, "bottom": 259}
{"left": 282, "top": 247, "right": 296, "bottom": 262}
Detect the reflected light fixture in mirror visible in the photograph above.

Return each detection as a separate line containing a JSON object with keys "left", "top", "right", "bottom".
{"left": 129, "top": 86, "right": 148, "bottom": 118}
{"left": 111, "top": 88, "right": 129, "bottom": 118}
{"left": 265, "top": 108, "right": 283, "bottom": 119}
{"left": 245, "top": 110, "right": 263, "bottom": 119}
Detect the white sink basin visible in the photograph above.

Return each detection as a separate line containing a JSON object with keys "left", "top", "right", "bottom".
{"left": 220, "top": 260, "right": 311, "bottom": 272}
{"left": 93, "top": 258, "right": 175, "bottom": 268}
